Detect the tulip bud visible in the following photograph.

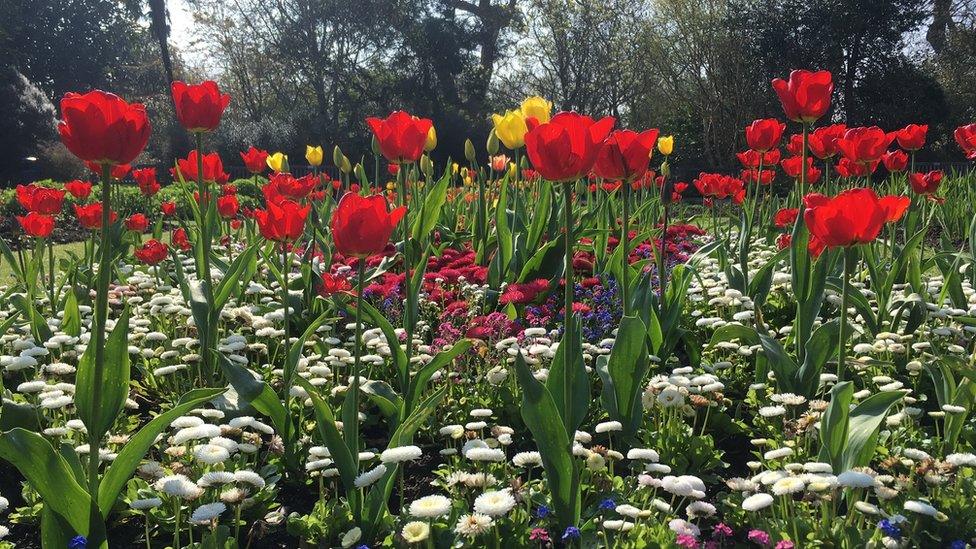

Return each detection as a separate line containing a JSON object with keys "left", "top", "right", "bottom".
{"left": 354, "top": 163, "right": 367, "bottom": 183}
{"left": 370, "top": 135, "right": 381, "bottom": 156}
{"left": 425, "top": 127, "right": 437, "bottom": 151}
{"left": 464, "top": 139, "right": 476, "bottom": 163}
{"left": 420, "top": 154, "right": 433, "bottom": 177}
{"left": 305, "top": 145, "right": 324, "bottom": 167}
{"left": 340, "top": 155, "right": 352, "bottom": 174}
{"left": 333, "top": 145, "right": 344, "bottom": 169}
{"left": 661, "top": 160, "right": 671, "bottom": 179}
{"left": 487, "top": 130, "right": 499, "bottom": 156}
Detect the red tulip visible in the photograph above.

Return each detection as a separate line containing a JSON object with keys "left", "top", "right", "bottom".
{"left": 878, "top": 195, "right": 910, "bottom": 223}
{"left": 331, "top": 193, "right": 406, "bottom": 258}
{"left": 807, "top": 124, "right": 847, "bottom": 159}
{"left": 17, "top": 212, "right": 55, "bottom": 238}
{"left": 525, "top": 112, "right": 615, "bottom": 182}
{"left": 171, "top": 81, "right": 230, "bottom": 132}
{"left": 593, "top": 128, "right": 659, "bottom": 181}
{"left": 319, "top": 272, "right": 355, "bottom": 297}
{"left": 74, "top": 202, "right": 117, "bottom": 230}
{"left": 132, "top": 168, "right": 161, "bottom": 196}
{"left": 773, "top": 208, "right": 799, "bottom": 228}
{"left": 694, "top": 173, "right": 745, "bottom": 201}
{"left": 125, "top": 213, "right": 149, "bottom": 232}
{"left": 908, "top": 171, "right": 943, "bottom": 195}
{"left": 745, "top": 119, "right": 786, "bottom": 152}
{"left": 836, "top": 126, "right": 894, "bottom": 164}
{"left": 736, "top": 149, "right": 781, "bottom": 169}
{"left": 741, "top": 169, "right": 775, "bottom": 186}
{"left": 785, "top": 134, "right": 804, "bottom": 156}
{"left": 58, "top": 90, "right": 150, "bottom": 166}
{"left": 803, "top": 188, "right": 886, "bottom": 248}
{"left": 64, "top": 180, "right": 93, "bottom": 200}
{"left": 172, "top": 150, "right": 229, "bottom": 185}
{"left": 217, "top": 194, "right": 239, "bottom": 219}
{"left": 254, "top": 199, "right": 310, "bottom": 242}
{"left": 134, "top": 239, "right": 169, "bottom": 265}
{"left": 87, "top": 161, "right": 131, "bottom": 180}
{"left": 955, "top": 124, "right": 976, "bottom": 160}
{"left": 835, "top": 157, "right": 876, "bottom": 178}
{"left": 240, "top": 146, "right": 269, "bottom": 174}
{"left": 264, "top": 173, "right": 318, "bottom": 203}
{"left": 365, "top": 111, "right": 433, "bottom": 164}
{"left": 780, "top": 156, "right": 821, "bottom": 183}
{"left": 881, "top": 150, "right": 908, "bottom": 173}
{"left": 771, "top": 70, "right": 834, "bottom": 123}
{"left": 161, "top": 202, "right": 177, "bottom": 216}
{"left": 172, "top": 227, "right": 192, "bottom": 251}
{"left": 893, "top": 124, "right": 927, "bottom": 151}
{"left": 17, "top": 184, "right": 65, "bottom": 214}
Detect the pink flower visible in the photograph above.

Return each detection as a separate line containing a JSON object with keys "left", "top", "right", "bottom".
{"left": 676, "top": 534, "right": 700, "bottom": 548}
{"left": 529, "top": 528, "right": 550, "bottom": 543}
{"left": 775, "top": 542, "right": 795, "bottom": 549}
{"left": 748, "top": 529, "right": 771, "bottom": 547}
{"left": 712, "top": 523, "right": 733, "bottom": 538}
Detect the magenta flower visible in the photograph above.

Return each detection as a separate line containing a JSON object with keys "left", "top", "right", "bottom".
{"left": 676, "top": 534, "right": 700, "bottom": 548}
{"left": 748, "top": 529, "right": 771, "bottom": 547}
{"left": 775, "top": 542, "right": 795, "bottom": 549}
{"left": 529, "top": 528, "right": 550, "bottom": 543}
{"left": 713, "top": 523, "right": 733, "bottom": 538}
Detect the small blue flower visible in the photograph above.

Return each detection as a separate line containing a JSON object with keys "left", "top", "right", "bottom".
{"left": 598, "top": 497, "right": 616, "bottom": 511}
{"left": 562, "top": 526, "right": 581, "bottom": 540}
{"left": 878, "top": 519, "right": 901, "bottom": 539}
{"left": 535, "top": 505, "right": 551, "bottom": 518}
{"left": 69, "top": 536, "right": 87, "bottom": 549}
{"left": 948, "top": 541, "right": 966, "bottom": 549}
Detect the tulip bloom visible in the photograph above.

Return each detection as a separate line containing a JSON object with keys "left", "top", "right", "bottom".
{"left": 881, "top": 150, "right": 908, "bottom": 172}
{"left": 736, "top": 149, "right": 781, "bottom": 169}
{"left": 87, "top": 161, "right": 131, "bottom": 180}
{"left": 172, "top": 227, "right": 192, "bottom": 251}
{"left": 241, "top": 146, "right": 269, "bottom": 174}
{"left": 172, "top": 150, "right": 229, "bottom": 185}
{"left": 954, "top": 124, "right": 976, "bottom": 160}
{"left": 264, "top": 173, "right": 318, "bottom": 203}
{"left": 17, "top": 184, "right": 65, "bottom": 214}
{"left": 807, "top": 124, "right": 847, "bottom": 159}
{"left": 366, "top": 111, "right": 433, "bottom": 164}
{"left": 771, "top": 70, "right": 833, "bottom": 123}
{"left": 836, "top": 127, "right": 894, "bottom": 165}
{"left": 593, "top": 129, "right": 659, "bottom": 181}
{"left": 74, "top": 202, "right": 117, "bottom": 230}
{"left": 17, "top": 212, "right": 55, "bottom": 238}
{"left": 745, "top": 118, "right": 786, "bottom": 152}
{"left": 893, "top": 124, "right": 927, "bottom": 151}
{"left": 773, "top": 208, "right": 799, "bottom": 228}
{"left": 694, "top": 173, "right": 746, "bottom": 203}
{"left": 878, "top": 195, "right": 910, "bottom": 223}
{"left": 63, "top": 180, "right": 93, "bottom": 200}
{"left": 657, "top": 135, "right": 674, "bottom": 156}
{"left": 319, "top": 272, "right": 355, "bottom": 297}
{"left": 125, "top": 213, "right": 149, "bottom": 232}
{"left": 908, "top": 171, "right": 943, "bottom": 195}
{"left": 267, "top": 152, "right": 288, "bottom": 173}
{"left": 835, "top": 157, "right": 876, "bottom": 178}
{"left": 134, "top": 239, "right": 169, "bottom": 265}
{"left": 331, "top": 193, "right": 406, "bottom": 258}
{"left": 780, "top": 156, "right": 821, "bottom": 183}
{"left": 58, "top": 90, "right": 151, "bottom": 166}
{"left": 254, "top": 199, "right": 310, "bottom": 242}
{"left": 520, "top": 96, "right": 553, "bottom": 124}
{"left": 524, "top": 112, "right": 615, "bottom": 182}
{"left": 305, "top": 145, "right": 324, "bottom": 167}
{"left": 161, "top": 202, "right": 177, "bottom": 216}
{"left": 132, "top": 168, "right": 161, "bottom": 196}
{"left": 424, "top": 127, "right": 437, "bottom": 151}
{"left": 803, "top": 188, "right": 886, "bottom": 248}
{"left": 171, "top": 81, "right": 230, "bottom": 132}
{"left": 217, "top": 194, "right": 239, "bottom": 219}
{"left": 492, "top": 110, "right": 529, "bottom": 150}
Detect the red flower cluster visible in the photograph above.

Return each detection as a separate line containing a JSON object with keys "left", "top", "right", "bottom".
{"left": 908, "top": 170, "right": 943, "bottom": 195}
{"left": 17, "top": 184, "right": 65, "bottom": 215}
{"left": 172, "top": 150, "right": 229, "bottom": 184}
{"left": 693, "top": 173, "right": 745, "bottom": 203}
{"left": 134, "top": 239, "right": 169, "bottom": 265}
{"left": 955, "top": 124, "right": 976, "bottom": 159}
{"left": 499, "top": 279, "right": 551, "bottom": 305}
{"left": 132, "top": 167, "right": 161, "bottom": 196}
{"left": 264, "top": 173, "right": 318, "bottom": 203}
{"left": 74, "top": 202, "right": 117, "bottom": 230}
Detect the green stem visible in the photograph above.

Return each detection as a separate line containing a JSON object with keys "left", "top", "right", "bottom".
{"left": 88, "top": 163, "right": 113, "bottom": 509}
{"left": 838, "top": 247, "right": 855, "bottom": 382}
{"left": 399, "top": 164, "right": 414, "bottom": 400}
{"left": 620, "top": 184, "right": 630, "bottom": 316}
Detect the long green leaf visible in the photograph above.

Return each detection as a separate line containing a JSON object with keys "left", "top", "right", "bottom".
{"left": 97, "top": 388, "right": 224, "bottom": 516}
{"left": 606, "top": 315, "right": 648, "bottom": 440}
{"left": 75, "top": 308, "right": 131, "bottom": 443}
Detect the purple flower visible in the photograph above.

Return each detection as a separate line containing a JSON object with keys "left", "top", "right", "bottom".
{"left": 712, "top": 523, "right": 733, "bottom": 538}
{"left": 562, "top": 526, "right": 581, "bottom": 541}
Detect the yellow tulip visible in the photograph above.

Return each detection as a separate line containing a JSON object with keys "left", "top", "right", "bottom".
{"left": 657, "top": 135, "right": 674, "bottom": 156}
{"left": 305, "top": 145, "right": 323, "bottom": 167}
{"left": 452, "top": 162, "right": 459, "bottom": 174}
{"left": 386, "top": 181, "right": 396, "bottom": 191}
{"left": 267, "top": 152, "right": 288, "bottom": 173}
{"left": 520, "top": 96, "right": 552, "bottom": 124}
{"left": 425, "top": 126, "right": 437, "bottom": 151}
{"left": 491, "top": 110, "right": 528, "bottom": 150}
